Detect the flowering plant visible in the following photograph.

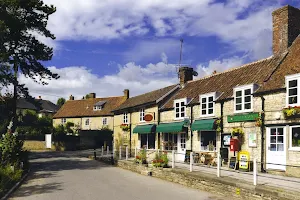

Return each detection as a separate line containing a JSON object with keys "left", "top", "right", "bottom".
{"left": 135, "top": 149, "right": 147, "bottom": 164}
{"left": 152, "top": 151, "right": 168, "bottom": 168}
{"left": 282, "top": 106, "right": 300, "bottom": 118}
{"left": 120, "top": 123, "right": 130, "bottom": 131}
{"left": 214, "top": 119, "right": 221, "bottom": 133}
{"left": 231, "top": 127, "right": 244, "bottom": 137}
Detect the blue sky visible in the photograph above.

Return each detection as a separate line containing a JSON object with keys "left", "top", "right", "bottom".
{"left": 16, "top": 0, "right": 300, "bottom": 103}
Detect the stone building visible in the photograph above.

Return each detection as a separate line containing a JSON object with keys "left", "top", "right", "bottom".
{"left": 112, "top": 5, "right": 300, "bottom": 176}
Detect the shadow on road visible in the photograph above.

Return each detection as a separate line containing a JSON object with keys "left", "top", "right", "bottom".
{"left": 11, "top": 182, "right": 62, "bottom": 198}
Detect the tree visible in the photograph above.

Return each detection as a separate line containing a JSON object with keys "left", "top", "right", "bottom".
{"left": 0, "top": 0, "right": 59, "bottom": 130}
{"left": 57, "top": 97, "right": 66, "bottom": 108}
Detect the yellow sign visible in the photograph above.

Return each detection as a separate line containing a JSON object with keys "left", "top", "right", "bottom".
{"left": 238, "top": 151, "right": 250, "bottom": 170}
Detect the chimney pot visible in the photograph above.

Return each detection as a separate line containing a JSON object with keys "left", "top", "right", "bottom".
{"left": 123, "top": 89, "right": 129, "bottom": 99}
{"left": 38, "top": 96, "right": 41, "bottom": 99}
{"left": 178, "top": 66, "right": 196, "bottom": 87}
{"left": 272, "top": 5, "right": 300, "bottom": 54}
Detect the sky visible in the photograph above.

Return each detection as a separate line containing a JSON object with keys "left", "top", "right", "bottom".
{"left": 10, "top": 0, "right": 300, "bottom": 103}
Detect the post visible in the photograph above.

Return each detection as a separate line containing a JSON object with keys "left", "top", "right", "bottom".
{"left": 190, "top": 152, "right": 193, "bottom": 172}
{"left": 253, "top": 158, "right": 257, "bottom": 186}
{"left": 94, "top": 148, "right": 96, "bottom": 160}
{"left": 135, "top": 147, "right": 137, "bottom": 158}
{"left": 217, "top": 152, "right": 221, "bottom": 177}
{"left": 119, "top": 146, "right": 122, "bottom": 160}
{"left": 172, "top": 150, "right": 175, "bottom": 168}
{"left": 101, "top": 146, "right": 104, "bottom": 157}
{"left": 107, "top": 146, "right": 109, "bottom": 155}
{"left": 126, "top": 146, "right": 128, "bottom": 160}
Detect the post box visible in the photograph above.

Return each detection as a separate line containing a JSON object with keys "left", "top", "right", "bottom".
{"left": 230, "top": 138, "right": 239, "bottom": 151}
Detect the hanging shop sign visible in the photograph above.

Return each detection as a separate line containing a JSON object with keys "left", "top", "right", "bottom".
{"left": 227, "top": 112, "right": 259, "bottom": 123}
{"left": 144, "top": 113, "right": 154, "bottom": 122}
{"left": 239, "top": 151, "right": 250, "bottom": 171}
{"left": 248, "top": 133, "right": 257, "bottom": 147}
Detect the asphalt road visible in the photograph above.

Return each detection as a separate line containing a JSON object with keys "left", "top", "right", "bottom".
{"left": 9, "top": 151, "right": 225, "bottom": 200}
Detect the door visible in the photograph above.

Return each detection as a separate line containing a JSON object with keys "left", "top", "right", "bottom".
{"left": 176, "top": 133, "right": 186, "bottom": 162}
{"left": 266, "top": 127, "right": 286, "bottom": 171}
{"left": 45, "top": 134, "right": 52, "bottom": 149}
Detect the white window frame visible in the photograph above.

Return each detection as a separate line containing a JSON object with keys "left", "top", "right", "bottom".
{"left": 123, "top": 112, "right": 128, "bottom": 124}
{"left": 93, "top": 105, "right": 102, "bottom": 111}
{"left": 174, "top": 98, "right": 187, "bottom": 120}
{"left": 200, "top": 92, "right": 216, "bottom": 117}
{"left": 234, "top": 84, "right": 254, "bottom": 113}
{"left": 102, "top": 118, "right": 108, "bottom": 125}
{"left": 85, "top": 118, "right": 90, "bottom": 126}
{"left": 289, "top": 125, "right": 300, "bottom": 151}
{"left": 286, "top": 73, "right": 300, "bottom": 107}
{"left": 61, "top": 118, "right": 66, "bottom": 124}
{"left": 163, "top": 133, "right": 178, "bottom": 151}
{"left": 140, "top": 133, "right": 155, "bottom": 149}
{"left": 139, "top": 108, "right": 145, "bottom": 122}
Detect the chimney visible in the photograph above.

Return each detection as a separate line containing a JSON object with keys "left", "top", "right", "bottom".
{"left": 38, "top": 96, "right": 42, "bottom": 99}
{"left": 89, "top": 93, "right": 96, "bottom": 99}
{"left": 69, "top": 95, "right": 74, "bottom": 100}
{"left": 212, "top": 70, "right": 217, "bottom": 75}
{"left": 272, "top": 5, "right": 300, "bottom": 54}
{"left": 178, "top": 66, "right": 197, "bottom": 87}
{"left": 123, "top": 89, "right": 129, "bottom": 99}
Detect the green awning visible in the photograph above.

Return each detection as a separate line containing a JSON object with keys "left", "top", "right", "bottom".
{"left": 191, "top": 119, "right": 216, "bottom": 131}
{"left": 133, "top": 124, "right": 156, "bottom": 134}
{"left": 156, "top": 121, "right": 185, "bottom": 133}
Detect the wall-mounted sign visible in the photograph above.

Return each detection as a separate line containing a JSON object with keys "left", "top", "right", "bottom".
{"left": 227, "top": 112, "right": 259, "bottom": 123}
{"left": 239, "top": 151, "right": 250, "bottom": 171}
{"left": 144, "top": 113, "right": 154, "bottom": 122}
{"left": 223, "top": 134, "right": 231, "bottom": 146}
{"left": 248, "top": 133, "right": 257, "bottom": 147}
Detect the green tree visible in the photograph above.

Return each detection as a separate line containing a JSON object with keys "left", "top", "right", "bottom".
{"left": 56, "top": 97, "right": 66, "bottom": 108}
{"left": 0, "top": 0, "right": 59, "bottom": 131}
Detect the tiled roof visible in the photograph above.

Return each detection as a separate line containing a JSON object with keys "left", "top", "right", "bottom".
{"left": 161, "top": 52, "right": 288, "bottom": 109}
{"left": 114, "top": 85, "right": 178, "bottom": 111}
{"left": 17, "top": 98, "right": 59, "bottom": 112}
{"left": 53, "top": 96, "right": 126, "bottom": 118}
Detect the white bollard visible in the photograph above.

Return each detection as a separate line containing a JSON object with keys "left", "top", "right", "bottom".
{"left": 126, "top": 146, "right": 128, "bottom": 160}
{"left": 190, "top": 152, "right": 193, "bottom": 172}
{"left": 172, "top": 150, "right": 175, "bottom": 168}
{"left": 135, "top": 147, "right": 137, "bottom": 158}
{"left": 217, "top": 152, "right": 221, "bottom": 177}
{"left": 119, "top": 146, "right": 122, "bottom": 160}
{"left": 253, "top": 159, "right": 257, "bottom": 186}
{"left": 101, "top": 146, "right": 104, "bottom": 157}
{"left": 107, "top": 146, "right": 109, "bottom": 155}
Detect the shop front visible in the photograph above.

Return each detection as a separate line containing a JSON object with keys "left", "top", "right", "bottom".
{"left": 156, "top": 121, "right": 188, "bottom": 162}
{"left": 133, "top": 124, "right": 157, "bottom": 149}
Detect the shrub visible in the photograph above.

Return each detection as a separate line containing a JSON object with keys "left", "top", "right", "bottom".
{"left": 0, "top": 165, "right": 23, "bottom": 198}
{"left": 152, "top": 151, "right": 168, "bottom": 168}
{"left": 135, "top": 149, "right": 147, "bottom": 164}
{"left": 0, "top": 133, "right": 24, "bottom": 166}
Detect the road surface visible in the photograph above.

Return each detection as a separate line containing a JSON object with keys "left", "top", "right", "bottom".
{"left": 10, "top": 151, "right": 225, "bottom": 200}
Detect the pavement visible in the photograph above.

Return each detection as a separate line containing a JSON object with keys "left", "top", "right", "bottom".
{"left": 9, "top": 151, "right": 225, "bottom": 200}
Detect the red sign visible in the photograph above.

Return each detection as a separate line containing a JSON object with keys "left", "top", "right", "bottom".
{"left": 144, "top": 114, "right": 153, "bottom": 122}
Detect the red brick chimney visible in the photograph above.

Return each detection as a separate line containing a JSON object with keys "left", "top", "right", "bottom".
{"left": 272, "top": 5, "right": 300, "bottom": 54}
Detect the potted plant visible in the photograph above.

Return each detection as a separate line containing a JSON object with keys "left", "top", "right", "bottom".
{"left": 135, "top": 148, "right": 147, "bottom": 165}
{"left": 214, "top": 119, "right": 221, "bottom": 133}
{"left": 152, "top": 151, "right": 169, "bottom": 168}
{"left": 120, "top": 123, "right": 130, "bottom": 132}
{"left": 255, "top": 117, "right": 262, "bottom": 127}
{"left": 231, "top": 127, "right": 244, "bottom": 144}
{"left": 282, "top": 106, "right": 300, "bottom": 118}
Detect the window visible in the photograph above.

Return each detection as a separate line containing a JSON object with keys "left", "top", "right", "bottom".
{"left": 102, "top": 118, "right": 108, "bottom": 125}
{"left": 200, "top": 131, "right": 216, "bottom": 151}
{"left": 140, "top": 133, "right": 155, "bottom": 149}
{"left": 290, "top": 126, "right": 300, "bottom": 150}
{"left": 139, "top": 109, "right": 145, "bottom": 122}
{"left": 270, "top": 127, "right": 284, "bottom": 151}
{"left": 174, "top": 98, "right": 187, "bottom": 119}
{"left": 123, "top": 112, "right": 128, "bottom": 124}
{"left": 200, "top": 93, "right": 215, "bottom": 116}
{"left": 234, "top": 85, "right": 253, "bottom": 113}
{"left": 163, "top": 133, "right": 178, "bottom": 150}
{"left": 85, "top": 119, "right": 90, "bottom": 126}
{"left": 61, "top": 118, "right": 66, "bottom": 124}
{"left": 286, "top": 74, "right": 300, "bottom": 106}
{"left": 93, "top": 105, "right": 102, "bottom": 111}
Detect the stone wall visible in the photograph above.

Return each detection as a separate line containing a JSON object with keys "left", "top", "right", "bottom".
{"left": 117, "top": 160, "right": 299, "bottom": 200}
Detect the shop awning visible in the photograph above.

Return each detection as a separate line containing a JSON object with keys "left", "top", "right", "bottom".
{"left": 191, "top": 119, "right": 216, "bottom": 131}
{"left": 133, "top": 124, "right": 156, "bottom": 134}
{"left": 156, "top": 121, "right": 185, "bottom": 133}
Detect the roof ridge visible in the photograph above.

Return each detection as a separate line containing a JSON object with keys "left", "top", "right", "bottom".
{"left": 69, "top": 95, "right": 124, "bottom": 102}
{"left": 129, "top": 84, "right": 178, "bottom": 99}
{"left": 187, "top": 55, "right": 275, "bottom": 84}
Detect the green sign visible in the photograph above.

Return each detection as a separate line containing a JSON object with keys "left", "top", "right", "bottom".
{"left": 227, "top": 112, "right": 259, "bottom": 123}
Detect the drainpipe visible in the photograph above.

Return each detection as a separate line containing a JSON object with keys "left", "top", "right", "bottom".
{"left": 129, "top": 112, "right": 132, "bottom": 157}
{"left": 220, "top": 101, "right": 224, "bottom": 134}
{"left": 190, "top": 105, "right": 193, "bottom": 152}
{"left": 260, "top": 96, "right": 266, "bottom": 173}
{"left": 157, "top": 107, "right": 161, "bottom": 150}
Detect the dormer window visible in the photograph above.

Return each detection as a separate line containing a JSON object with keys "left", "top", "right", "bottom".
{"left": 174, "top": 98, "right": 187, "bottom": 119}
{"left": 234, "top": 84, "right": 255, "bottom": 113}
{"left": 286, "top": 74, "right": 300, "bottom": 106}
{"left": 93, "top": 101, "right": 106, "bottom": 111}
{"left": 93, "top": 105, "right": 102, "bottom": 111}
{"left": 140, "top": 108, "right": 145, "bottom": 122}
{"left": 200, "top": 93, "right": 215, "bottom": 117}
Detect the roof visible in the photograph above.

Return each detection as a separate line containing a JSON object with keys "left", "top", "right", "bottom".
{"left": 17, "top": 98, "right": 59, "bottom": 112}
{"left": 53, "top": 96, "right": 126, "bottom": 118}
{"left": 114, "top": 85, "right": 178, "bottom": 111}
{"left": 94, "top": 101, "right": 106, "bottom": 106}
{"left": 161, "top": 52, "right": 288, "bottom": 109}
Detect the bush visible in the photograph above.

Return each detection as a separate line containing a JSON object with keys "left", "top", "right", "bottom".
{"left": 0, "top": 165, "right": 23, "bottom": 198}
{"left": 135, "top": 148, "right": 147, "bottom": 164}
{"left": 0, "top": 133, "right": 24, "bottom": 166}
{"left": 152, "top": 151, "right": 169, "bottom": 168}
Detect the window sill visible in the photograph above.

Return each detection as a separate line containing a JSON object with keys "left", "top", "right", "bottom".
{"left": 288, "top": 148, "right": 300, "bottom": 152}
{"left": 199, "top": 115, "right": 215, "bottom": 119}
{"left": 234, "top": 110, "right": 254, "bottom": 114}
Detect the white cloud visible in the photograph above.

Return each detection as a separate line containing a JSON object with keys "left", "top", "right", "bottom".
{"left": 43, "top": 0, "right": 283, "bottom": 58}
